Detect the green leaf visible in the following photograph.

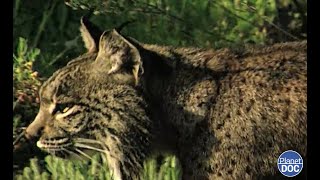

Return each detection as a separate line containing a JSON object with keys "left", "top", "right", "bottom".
{"left": 17, "top": 37, "right": 28, "bottom": 58}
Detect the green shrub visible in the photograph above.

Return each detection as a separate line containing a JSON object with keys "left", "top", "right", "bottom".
{"left": 13, "top": 37, "right": 41, "bottom": 129}
{"left": 15, "top": 154, "right": 181, "bottom": 180}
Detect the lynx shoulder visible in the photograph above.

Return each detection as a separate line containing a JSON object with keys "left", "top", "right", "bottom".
{"left": 134, "top": 40, "right": 306, "bottom": 179}
{"left": 25, "top": 17, "right": 307, "bottom": 180}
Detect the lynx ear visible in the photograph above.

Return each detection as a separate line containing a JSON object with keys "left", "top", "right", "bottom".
{"left": 94, "top": 29, "right": 143, "bottom": 86}
{"left": 80, "top": 16, "right": 103, "bottom": 53}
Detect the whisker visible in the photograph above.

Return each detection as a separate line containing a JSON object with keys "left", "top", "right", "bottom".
{"left": 74, "top": 143, "right": 106, "bottom": 153}
{"left": 13, "top": 130, "right": 26, "bottom": 146}
{"left": 74, "top": 148, "right": 107, "bottom": 170}
{"left": 74, "top": 138, "right": 104, "bottom": 145}
{"left": 61, "top": 147, "right": 84, "bottom": 160}
{"left": 74, "top": 148, "right": 95, "bottom": 161}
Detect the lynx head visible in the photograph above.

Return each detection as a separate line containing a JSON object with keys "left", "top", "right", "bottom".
{"left": 25, "top": 17, "right": 151, "bottom": 163}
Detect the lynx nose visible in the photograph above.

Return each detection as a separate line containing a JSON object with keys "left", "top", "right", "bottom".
{"left": 25, "top": 126, "right": 44, "bottom": 140}
{"left": 25, "top": 111, "right": 46, "bottom": 140}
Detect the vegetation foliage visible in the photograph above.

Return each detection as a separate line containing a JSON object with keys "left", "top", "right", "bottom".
{"left": 13, "top": 0, "right": 306, "bottom": 179}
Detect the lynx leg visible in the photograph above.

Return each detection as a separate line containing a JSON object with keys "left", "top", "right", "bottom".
{"left": 179, "top": 131, "right": 254, "bottom": 180}
{"left": 178, "top": 130, "right": 217, "bottom": 180}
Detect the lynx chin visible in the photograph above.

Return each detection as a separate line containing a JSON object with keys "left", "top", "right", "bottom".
{"left": 25, "top": 17, "right": 307, "bottom": 180}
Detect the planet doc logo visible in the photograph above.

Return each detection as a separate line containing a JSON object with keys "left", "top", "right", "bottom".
{"left": 277, "top": 150, "right": 303, "bottom": 177}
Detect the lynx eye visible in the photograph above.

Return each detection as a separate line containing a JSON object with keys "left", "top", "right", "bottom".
{"left": 63, "top": 107, "right": 70, "bottom": 113}
{"left": 53, "top": 103, "right": 72, "bottom": 114}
